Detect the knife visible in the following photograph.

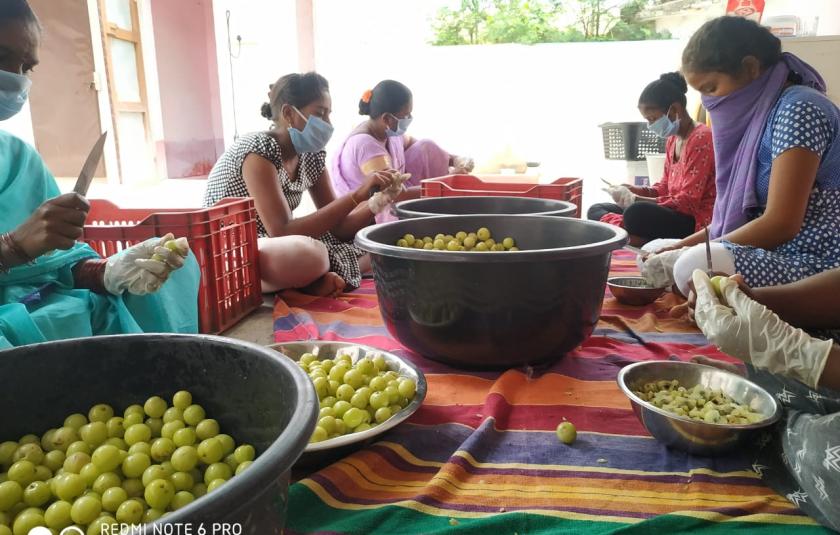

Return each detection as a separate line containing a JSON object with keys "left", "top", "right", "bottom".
{"left": 20, "top": 132, "right": 108, "bottom": 306}
{"left": 704, "top": 227, "right": 713, "bottom": 274}
{"left": 73, "top": 131, "right": 108, "bottom": 196}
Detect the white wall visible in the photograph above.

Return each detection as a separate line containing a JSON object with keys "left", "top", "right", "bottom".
{"left": 211, "top": 0, "right": 300, "bottom": 145}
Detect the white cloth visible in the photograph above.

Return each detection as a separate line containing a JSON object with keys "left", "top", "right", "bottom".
{"left": 692, "top": 270, "right": 832, "bottom": 389}
{"left": 673, "top": 242, "right": 736, "bottom": 296}
{"left": 104, "top": 234, "right": 189, "bottom": 296}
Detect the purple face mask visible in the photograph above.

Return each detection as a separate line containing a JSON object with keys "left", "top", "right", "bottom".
{"left": 703, "top": 53, "right": 826, "bottom": 238}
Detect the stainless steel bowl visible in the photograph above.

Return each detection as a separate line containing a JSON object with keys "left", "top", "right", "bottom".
{"left": 394, "top": 196, "right": 577, "bottom": 219}
{"left": 355, "top": 215, "right": 628, "bottom": 368}
{"left": 607, "top": 276, "right": 667, "bottom": 306}
{"left": 270, "top": 341, "right": 427, "bottom": 463}
{"left": 617, "top": 360, "right": 782, "bottom": 456}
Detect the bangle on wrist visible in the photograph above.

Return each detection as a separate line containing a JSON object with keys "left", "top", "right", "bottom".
{"left": 350, "top": 192, "right": 359, "bottom": 207}
{"left": 1, "top": 232, "right": 33, "bottom": 265}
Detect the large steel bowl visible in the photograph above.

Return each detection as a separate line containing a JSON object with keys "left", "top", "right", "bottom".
{"left": 355, "top": 215, "right": 628, "bottom": 368}
{"left": 270, "top": 341, "right": 427, "bottom": 466}
{"left": 0, "top": 334, "right": 318, "bottom": 534}
{"left": 617, "top": 360, "right": 782, "bottom": 456}
{"left": 394, "top": 196, "right": 577, "bottom": 219}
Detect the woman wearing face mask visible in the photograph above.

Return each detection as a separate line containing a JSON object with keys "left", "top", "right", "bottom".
{"left": 589, "top": 72, "right": 715, "bottom": 246}
{"left": 0, "top": 0, "right": 199, "bottom": 347}
{"left": 641, "top": 17, "right": 840, "bottom": 298}
{"left": 203, "top": 72, "right": 396, "bottom": 296}
{"left": 331, "top": 80, "right": 474, "bottom": 222}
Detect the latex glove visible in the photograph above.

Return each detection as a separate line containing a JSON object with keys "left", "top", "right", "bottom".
{"left": 104, "top": 234, "right": 190, "bottom": 295}
{"left": 692, "top": 270, "right": 832, "bottom": 389}
{"left": 451, "top": 156, "right": 474, "bottom": 173}
{"left": 368, "top": 172, "right": 410, "bottom": 214}
{"left": 639, "top": 247, "right": 686, "bottom": 288}
{"left": 605, "top": 185, "right": 636, "bottom": 209}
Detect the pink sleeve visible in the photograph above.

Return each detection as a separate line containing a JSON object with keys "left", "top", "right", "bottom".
{"left": 333, "top": 134, "right": 389, "bottom": 195}
{"left": 653, "top": 138, "right": 674, "bottom": 198}
{"left": 347, "top": 134, "right": 389, "bottom": 169}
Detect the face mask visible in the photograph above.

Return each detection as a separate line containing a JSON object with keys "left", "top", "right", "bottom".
{"left": 386, "top": 114, "right": 413, "bottom": 137}
{"left": 288, "top": 106, "right": 334, "bottom": 153}
{"left": 647, "top": 107, "right": 680, "bottom": 139}
{"left": 0, "top": 70, "right": 32, "bottom": 121}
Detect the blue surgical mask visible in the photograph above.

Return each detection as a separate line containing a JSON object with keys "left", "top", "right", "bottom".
{"left": 647, "top": 107, "right": 680, "bottom": 139}
{"left": 0, "top": 70, "right": 32, "bottom": 121}
{"left": 386, "top": 113, "right": 412, "bottom": 137}
{"left": 288, "top": 106, "right": 334, "bottom": 153}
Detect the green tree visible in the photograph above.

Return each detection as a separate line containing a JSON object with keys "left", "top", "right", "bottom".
{"left": 430, "top": 0, "right": 670, "bottom": 45}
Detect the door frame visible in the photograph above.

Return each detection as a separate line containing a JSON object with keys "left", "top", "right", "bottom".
{"left": 96, "top": 0, "right": 153, "bottom": 184}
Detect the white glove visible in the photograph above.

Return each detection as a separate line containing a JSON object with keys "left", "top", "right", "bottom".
{"left": 104, "top": 233, "right": 190, "bottom": 296}
{"left": 451, "top": 156, "right": 474, "bottom": 173}
{"left": 603, "top": 185, "right": 636, "bottom": 209}
{"left": 639, "top": 247, "right": 686, "bottom": 288}
{"left": 368, "top": 172, "right": 410, "bottom": 215}
{"left": 692, "top": 270, "right": 832, "bottom": 389}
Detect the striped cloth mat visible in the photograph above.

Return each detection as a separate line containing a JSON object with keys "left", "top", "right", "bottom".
{"left": 273, "top": 251, "right": 830, "bottom": 534}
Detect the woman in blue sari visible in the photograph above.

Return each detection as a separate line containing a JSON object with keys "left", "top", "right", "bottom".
{"left": 0, "top": 0, "right": 199, "bottom": 347}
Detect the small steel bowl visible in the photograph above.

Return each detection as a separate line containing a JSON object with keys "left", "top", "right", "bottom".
{"left": 617, "top": 360, "right": 782, "bottom": 456}
{"left": 607, "top": 276, "right": 667, "bottom": 306}
{"left": 270, "top": 341, "right": 427, "bottom": 465}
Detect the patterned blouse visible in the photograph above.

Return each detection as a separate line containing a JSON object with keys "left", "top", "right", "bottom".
{"left": 652, "top": 123, "right": 716, "bottom": 231}
{"left": 202, "top": 132, "right": 364, "bottom": 289}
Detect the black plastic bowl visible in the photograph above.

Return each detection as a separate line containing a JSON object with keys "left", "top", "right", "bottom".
{"left": 355, "top": 215, "right": 628, "bottom": 368}
{"left": 0, "top": 334, "right": 318, "bottom": 535}
{"left": 394, "top": 196, "right": 577, "bottom": 219}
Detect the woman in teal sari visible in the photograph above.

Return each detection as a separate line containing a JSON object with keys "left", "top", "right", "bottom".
{"left": 0, "top": 0, "right": 199, "bottom": 347}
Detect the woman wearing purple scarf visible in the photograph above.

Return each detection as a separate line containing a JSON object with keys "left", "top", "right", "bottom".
{"left": 641, "top": 16, "right": 840, "bottom": 298}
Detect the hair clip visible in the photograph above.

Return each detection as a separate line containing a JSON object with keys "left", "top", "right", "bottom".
{"left": 361, "top": 89, "right": 373, "bottom": 104}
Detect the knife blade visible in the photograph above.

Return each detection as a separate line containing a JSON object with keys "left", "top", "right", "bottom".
{"left": 73, "top": 131, "right": 108, "bottom": 196}
{"left": 704, "top": 227, "right": 713, "bottom": 274}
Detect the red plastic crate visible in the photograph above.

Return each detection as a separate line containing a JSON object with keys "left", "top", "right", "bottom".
{"left": 81, "top": 198, "right": 262, "bottom": 334}
{"left": 421, "top": 174, "right": 583, "bottom": 217}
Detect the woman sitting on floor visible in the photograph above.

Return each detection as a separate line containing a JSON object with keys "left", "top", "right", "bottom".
{"left": 0, "top": 0, "right": 198, "bottom": 347}
{"left": 641, "top": 17, "right": 840, "bottom": 298}
{"left": 331, "top": 80, "right": 474, "bottom": 222}
{"left": 691, "top": 269, "right": 840, "bottom": 532}
{"left": 589, "top": 72, "right": 715, "bottom": 246}
{"left": 203, "top": 72, "right": 399, "bottom": 297}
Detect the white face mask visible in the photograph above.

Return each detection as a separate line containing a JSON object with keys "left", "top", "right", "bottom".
{"left": 0, "top": 69, "right": 32, "bottom": 121}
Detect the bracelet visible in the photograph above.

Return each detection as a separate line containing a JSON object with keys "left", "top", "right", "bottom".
{"left": 72, "top": 259, "right": 108, "bottom": 294}
{"left": 1, "top": 233, "right": 33, "bottom": 265}
{"left": 350, "top": 193, "right": 359, "bottom": 207}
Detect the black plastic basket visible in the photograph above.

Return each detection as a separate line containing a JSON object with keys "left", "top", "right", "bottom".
{"left": 599, "top": 122, "right": 666, "bottom": 161}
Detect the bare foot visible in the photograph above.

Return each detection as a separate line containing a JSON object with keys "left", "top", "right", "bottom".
{"left": 691, "top": 355, "right": 745, "bottom": 376}
{"left": 301, "top": 272, "right": 346, "bottom": 298}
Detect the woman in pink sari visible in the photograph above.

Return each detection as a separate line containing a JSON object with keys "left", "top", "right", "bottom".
{"left": 331, "top": 80, "right": 474, "bottom": 221}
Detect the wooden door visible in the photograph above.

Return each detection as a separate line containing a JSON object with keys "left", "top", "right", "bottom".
{"left": 99, "top": 0, "right": 152, "bottom": 183}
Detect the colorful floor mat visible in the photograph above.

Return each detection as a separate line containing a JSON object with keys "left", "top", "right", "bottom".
{"left": 273, "top": 251, "right": 831, "bottom": 534}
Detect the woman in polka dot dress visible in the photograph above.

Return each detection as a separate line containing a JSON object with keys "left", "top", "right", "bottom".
{"left": 640, "top": 17, "right": 840, "bottom": 302}
{"left": 203, "top": 73, "right": 396, "bottom": 296}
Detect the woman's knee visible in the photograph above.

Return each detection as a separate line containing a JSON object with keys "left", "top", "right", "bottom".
{"left": 258, "top": 236, "right": 330, "bottom": 291}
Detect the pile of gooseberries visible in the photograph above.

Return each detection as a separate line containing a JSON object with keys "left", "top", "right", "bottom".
{"left": 296, "top": 349, "right": 418, "bottom": 444}
{"left": 0, "top": 391, "right": 255, "bottom": 535}
{"left": 395, "top": 227, "right": 519, "bottom": 252}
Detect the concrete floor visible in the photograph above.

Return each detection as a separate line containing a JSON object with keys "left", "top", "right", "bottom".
{"left": 220, "top": 297, "right": 276, "bottom": 347}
